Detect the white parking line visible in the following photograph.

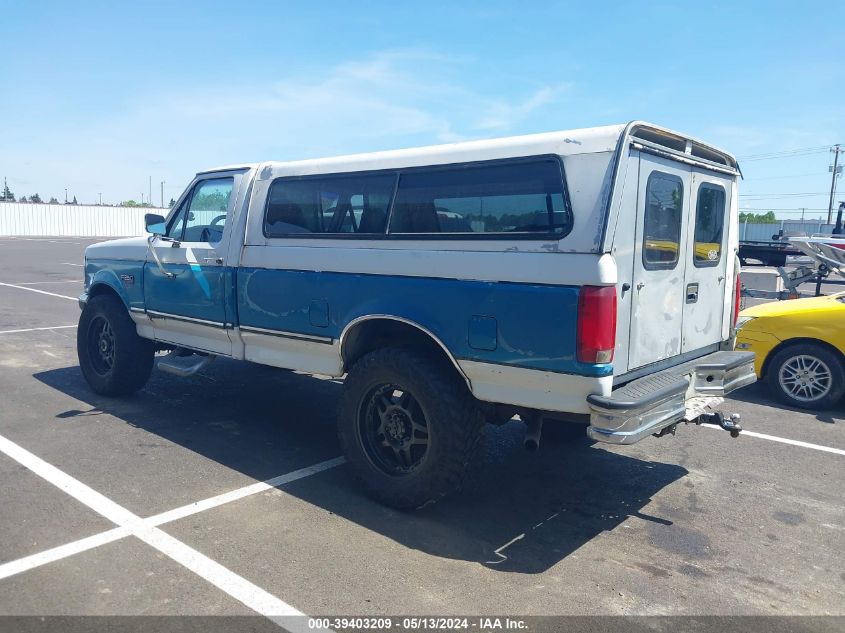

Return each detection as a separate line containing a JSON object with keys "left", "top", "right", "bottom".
{"left": 0, "top": 237, "right": 81, "bottom": 243}
{"left": 0, "top": 325, "right": 77, "bottom": 335}
{"left": 14, "top": 280, "right": 81, "bottom": 285}
{"left": 61, "top": 262, "right": 84, "bottom": 267}
{"left": 0, "top": 456, "right": 342, "bottom": 582}
{"left": 0, "top": 527, "right": 130, "bottom": 580}
{"left": 148, "top": 457, "right": 345, "bottom": 526}
{"left": 0, "top": 455, "right": 344, "bottom": 581}
{"left": 0, "top": 282, "right": 77, "bottom": 301}
{"left": 703, "top": 423, "right": 845, "bottom": 456}
{"left": 0, "top": 432, "right": 342, "bottom": 627}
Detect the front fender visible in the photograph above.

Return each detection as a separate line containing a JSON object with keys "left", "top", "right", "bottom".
{"left": 86, "top": 262, "right": 145, "bottom": 311}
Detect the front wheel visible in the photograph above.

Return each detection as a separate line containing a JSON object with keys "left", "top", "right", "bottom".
{"left": 77, "top": 294, "right": 155, "bottom": 396}
{"left": 338, "top": 348, "right": 484, "bottom": 510}
{"left": 766, "top": 343, "right": 845, "bottom": 410}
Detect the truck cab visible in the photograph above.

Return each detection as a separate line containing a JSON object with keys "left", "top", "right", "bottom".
{"left": 77, "top": 121, "right": 755, "bottom": 509}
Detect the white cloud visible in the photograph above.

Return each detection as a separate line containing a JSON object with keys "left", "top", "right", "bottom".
{"left": 1, "top": 49, "right": 571, "bottom": 203}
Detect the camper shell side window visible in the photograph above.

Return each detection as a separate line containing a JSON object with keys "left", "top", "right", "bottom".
{"left": 388, "top": 157, "right": 572, "bottom": 238}
{"left": 261, "top": 155, "right": 573, "bottom": 241}
{"left": 263, "top": 172, "right": 396, "bottom": 237}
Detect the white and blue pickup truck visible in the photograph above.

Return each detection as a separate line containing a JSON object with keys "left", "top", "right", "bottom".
{"left": 77, "top": 122, "right": 756, "bottom": 508}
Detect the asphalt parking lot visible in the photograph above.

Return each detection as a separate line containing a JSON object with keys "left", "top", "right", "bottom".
{"left": 0, "top": 237, "right": 843, "bottom": 628}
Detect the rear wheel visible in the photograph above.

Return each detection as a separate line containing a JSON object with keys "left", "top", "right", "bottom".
{"left": 338, "top": 348, "right": 484, "bottom": 509}
{"left": 77, "top": 294, "right": 154, "bottom": 396}
{"left": 766, "top": 343, "right": 845, "bottom": 410}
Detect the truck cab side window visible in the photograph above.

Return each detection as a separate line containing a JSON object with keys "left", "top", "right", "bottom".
{"left": 166, "top": 201, "right": 188, "bottom": 239}
{"left": 642, "top": 172, "right": 683, "bottom": 270}
{"left": 183, "top": 178, "right": 234, "bottom": 243}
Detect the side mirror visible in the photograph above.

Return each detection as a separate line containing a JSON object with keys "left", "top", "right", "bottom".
{"left": 145, "top": 213, "right": 166, "bottom": 236}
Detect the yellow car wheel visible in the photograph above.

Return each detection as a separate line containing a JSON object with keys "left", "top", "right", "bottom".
{"left": 766, "top": 343, "right": 845, "bottom": 410}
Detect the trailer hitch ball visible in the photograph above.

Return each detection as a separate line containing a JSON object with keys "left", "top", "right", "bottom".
{"left": 697, "top": 411, "right": 742, "bottom": 438}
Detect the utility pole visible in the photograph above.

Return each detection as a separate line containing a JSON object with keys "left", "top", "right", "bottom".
{"left": 64, "top": 188, "right": 67, "bottom": 204}
{"left": 149, "top": 176, "right": 152, "bottom": 209}
{"left": 160, "top": 181, "right": 164, "bottom": 208}
{"left": 98, "top": 192, "right": 102, "bottom": 206}
{"left": 829, "top": 144, "right": 843, "bottom": 224}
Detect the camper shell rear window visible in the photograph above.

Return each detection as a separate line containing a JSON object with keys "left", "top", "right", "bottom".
{"left": 642, "top": 171, "right": 683, "bottom": 270}
{"left": 262, "top": 156, "right": 573, "bottom": 240}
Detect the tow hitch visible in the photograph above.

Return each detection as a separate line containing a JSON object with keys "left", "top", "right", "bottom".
{"left": 695, "top": 411, "right": 743, "bottom": 438}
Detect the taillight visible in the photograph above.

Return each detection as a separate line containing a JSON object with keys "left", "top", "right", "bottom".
{"left": 733, "top": 273, "right": 742, "bottom": 328}
{"left": 577, "top": 286, "right": 617, "bottom": 364}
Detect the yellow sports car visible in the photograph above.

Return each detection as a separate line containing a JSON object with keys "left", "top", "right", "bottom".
{"left": 735, "top": 293, "right": 845, "bottom": 410}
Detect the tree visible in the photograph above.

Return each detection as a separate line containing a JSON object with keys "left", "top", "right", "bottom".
{"left": 48, "top": 197, "right": 59, "bottom": 204}
{"left": 739, "top": 211, "right": 776, "bottom": 224}
{"left": 123, "top": 200, "right": 139, "bottom": 207}
{"left": 1, "top": 180, "right": 15, "bottom": 202}
{"left": 18, "top": 196, "right": 28, "bottom": 203}
{"left": 29, "top": 193, "right": 42, "bottom": 203}
{"left": 71, "top": 196, "right": 78, "bottom": 205}
{"left": 168, "top": 198, "right": 176, "bottom": 208}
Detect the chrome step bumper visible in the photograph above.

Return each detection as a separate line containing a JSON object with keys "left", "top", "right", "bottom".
{"left": 586, "top": 351, "right": 756, "bottom": 445}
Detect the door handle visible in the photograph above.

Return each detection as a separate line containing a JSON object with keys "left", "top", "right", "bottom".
{"left": 686, "top": 283, "right": 699, "bottom": 303}
{"left": 202, "top": 257, "right": 224, "bottom": 265}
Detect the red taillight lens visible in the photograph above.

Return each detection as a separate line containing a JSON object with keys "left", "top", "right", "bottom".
{"left": 577, "top": 286, "right": 617, "bottom": 364}
{"left": 733, "top": 273, "right": 742, "bottom": 328}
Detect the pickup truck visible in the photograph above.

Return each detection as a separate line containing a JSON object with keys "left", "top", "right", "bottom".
{"left": 77, "top": 122, "right": 756, "bottom": 509}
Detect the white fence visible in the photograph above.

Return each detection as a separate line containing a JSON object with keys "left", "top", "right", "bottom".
{"left": 740, "top": 220, "right": 834, "bottom": 243}
{"left": 0, "top": 202, "right": 168, "bottom": 237}
{"left": 2, "top": 201, "right": 837, "bottom": 241}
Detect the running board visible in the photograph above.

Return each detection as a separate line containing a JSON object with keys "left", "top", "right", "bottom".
{"left": 156, "top": 350, "right": 215, "bottom": 377}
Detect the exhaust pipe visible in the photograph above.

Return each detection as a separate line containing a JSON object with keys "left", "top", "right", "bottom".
{"left": 523, "top": 416, "right": 544, "bottom": 452}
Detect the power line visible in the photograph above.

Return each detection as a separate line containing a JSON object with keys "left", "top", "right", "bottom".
{"left": 742, "top": 172, "right": 822, "bottom": 181}
{"left": 740, "top": 191, "right": 832, "bottom": 196}
{"left": 741, "top": 196, "right": 834, "bottom": 201}
{"left": 737, "top": 146, "right": 832, "bottom": 161}
{"left": 739, "top": 207, "right": 833, "bottom": 211}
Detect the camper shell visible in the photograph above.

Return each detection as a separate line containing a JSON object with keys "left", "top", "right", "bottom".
{"left": 77, "top": 121, "right": 755, "bottom": 508}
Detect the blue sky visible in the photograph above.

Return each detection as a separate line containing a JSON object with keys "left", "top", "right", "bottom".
{"left": 1, "top": 1, "right": 842, "bottom": 218}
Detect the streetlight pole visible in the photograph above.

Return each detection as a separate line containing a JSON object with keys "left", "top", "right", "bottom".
{"left": 160, "top": 181, "right": 165, "bottom": 208}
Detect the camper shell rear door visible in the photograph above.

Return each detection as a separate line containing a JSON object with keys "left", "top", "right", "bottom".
{"left": 627, "top": 156, "right": 734, "bottom": 371}
{"left": 681, "top": 169, "right": 733, "bottom": 353}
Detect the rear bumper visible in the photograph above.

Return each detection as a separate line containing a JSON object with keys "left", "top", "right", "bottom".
{"left": 586, "top": 351, "right": 756, "bottom": 445}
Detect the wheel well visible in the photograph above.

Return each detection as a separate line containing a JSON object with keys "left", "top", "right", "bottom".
{"left": 340, "top": 318, "right": 469, "bottom": 387}
{"left": 761, "top": 337, "right": 845, "bottom": 378}
{"left": 88, "top": 282, "right": 122, "bottom": 302}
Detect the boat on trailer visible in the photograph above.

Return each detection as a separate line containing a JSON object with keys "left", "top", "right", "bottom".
{"left": 789, "top": 202, "right": 845, "bottom": 278}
